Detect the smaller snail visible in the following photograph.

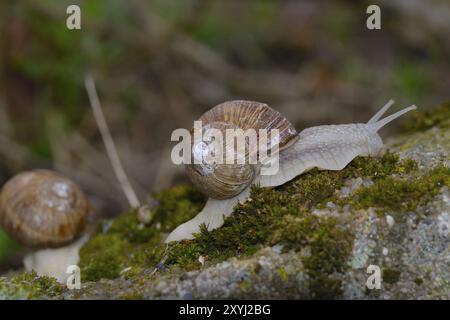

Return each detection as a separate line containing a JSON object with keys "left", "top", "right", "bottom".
{"left": 166, "top": 99, "right": 417, "bottom": 243}
{"left": 0, "top": 170, "right": 92, "bottom": 283}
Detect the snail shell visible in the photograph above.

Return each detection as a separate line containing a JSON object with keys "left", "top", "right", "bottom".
{"left": 186, "top": 100, "right": 298, "bottom": 199}
{"left": 0, "top": 170, "right": 90, "bottom": 248}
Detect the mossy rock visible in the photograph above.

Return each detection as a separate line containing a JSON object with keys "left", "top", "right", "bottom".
{"left": 1, "top": 102, "right": 449, "bottom": 299}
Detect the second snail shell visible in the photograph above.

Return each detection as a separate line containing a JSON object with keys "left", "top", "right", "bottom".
{"left": 0, "top": 170, "right": 90, "bottom": 248}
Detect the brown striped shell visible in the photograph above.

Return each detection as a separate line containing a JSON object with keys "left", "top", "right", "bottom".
{"left": 0, "top": 170, "right": 90, "bottom": 248}
{"left": 186, "top": 100, "right": 298, "bottom": 199}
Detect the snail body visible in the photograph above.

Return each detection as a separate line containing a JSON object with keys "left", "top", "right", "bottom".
{"left": 166, "top": 99, "right": 416, "bottom": 243}
{"left": 0, "top": 170, "right": 91, "bottom": 282}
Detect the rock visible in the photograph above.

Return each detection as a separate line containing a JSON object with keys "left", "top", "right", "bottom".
{"left": 386, "top": 215, "right": 395, "bottom": 228}
{"left": 1, "top": 103, "right": 449, "bottom": 299}
{"left": 339, "top": 177, "right": 374, "bottom": 198}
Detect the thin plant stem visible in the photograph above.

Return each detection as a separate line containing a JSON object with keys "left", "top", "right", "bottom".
{"left": 84, "top": 74, "right": 141, "bottom": 208}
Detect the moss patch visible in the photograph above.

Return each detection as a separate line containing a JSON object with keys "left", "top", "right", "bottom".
{"left": 413, "top": 278, "right": 423, "bottom": 286}
{"left": 383, "top": 268, "right": 401, "bottom": 284}
{"left": 301, "top": 217, "right": 353, "bottom": 298}
{"left": 346, "top": 165, "right": 450, "bottom": 220}
{"left": 79, "top": 233, "right": 130, "bottom": 281}
{"left": 0, "top": 271, "right": 64, "bottom": 299}
{"left": 119, "top": 292, "right": 144, "bottom": 300}
{"left": 79, "top": 186, "right": 205, "bottom": 282}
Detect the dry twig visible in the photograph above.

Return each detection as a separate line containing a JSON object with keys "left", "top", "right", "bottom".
{"left": 84, "top": 74, "right": 141, "bottom": 208}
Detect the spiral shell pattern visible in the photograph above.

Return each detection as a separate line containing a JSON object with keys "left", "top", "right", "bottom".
{"left": 0, "top": 170, "right": 90, "bottom": 248}
{"left": 186, "top": 100, "right": 298, "bottom": 199}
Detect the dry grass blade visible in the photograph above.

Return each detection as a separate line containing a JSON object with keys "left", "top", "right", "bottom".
{"left": 84, "top": 74, "right": 141, "bottom": 208}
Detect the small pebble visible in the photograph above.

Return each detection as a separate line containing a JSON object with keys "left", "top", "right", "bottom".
{"left": 386, "top": 215, "right": 395, "bottom": 228}
{"left": 368, "top": 240, "right": 377, "bottom": 248}
{"left": 271, "top": 244, "right": 283, "bottom": 254}
{"left": 382, "top": 247, "right": 389, "bottom": 256}
{"left": 120, "top": 267, "right": 132, "bottom": 274}
{"left": 326, "top": 201, "right": 336, "bottom": 209}
{"left": 437, "top": 212, "right": 449, "bottom": 237}
{"left": 156, "top": 263, "right": 166, "bottom": 270}
{"left": 343, "top": 204, "right": 351, "bottom": 213}
{"left": 138, "top": 205, "right": 154, "bottom": 224}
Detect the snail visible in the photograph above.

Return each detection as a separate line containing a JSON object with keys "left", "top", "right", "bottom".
{"left": 166, "top": 99, "right": 416, "bottom": 243}
{"left": 0, "top": 169, "right": 92, "bottom": 283}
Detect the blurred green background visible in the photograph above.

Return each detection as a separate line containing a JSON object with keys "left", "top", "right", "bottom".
{"left": 0, "top": 0, "right": 449, "bottom": 267}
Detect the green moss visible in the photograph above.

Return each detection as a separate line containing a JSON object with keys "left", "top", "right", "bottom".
{"left": 79, "top": 185, "right": 204, "bottom": 281}
{"left": 413, "top": 278, "right": 423, "bottom": 286}
{"left": 79, "top": 234, "right": 129, "bottom": 281}
{"left": 277, "top": 267, "right": 288, "bottom": 282}
{"left": 79, "top": 224, "right": 168, "bottom": 282}
{"left": 349, "top": 165, "right": 450, "bottom": 218}
{"left": 364, "top": 285, "right": 381, "bottom": 298}
{"left": 119, "top": 292, "right": 144, "bottom": 300}
{"left": 153, "top": 185, "right": 206, "bottom": 233}
{"left": 300, "top": 217, "right": 353, "bottom": 299}
{"left": 403, "top": 100, "right": 450, "bottom": 132}
{"left": 383, "top": 268, "right": 401, "bottom": 284}
{"left": 239, "top": 280, "right": 252, "bottom": 291}
{"left": 107, "top": 211, "right": 157, "bottom": 243}
{"left": 0, "top": 271, "right": 64, "bottom": 299}
{"left": 309, "top": 277, "right": 343, "bottom": 300}
{"left": 348, "top": 153, "right": 417, "bottom": 179}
